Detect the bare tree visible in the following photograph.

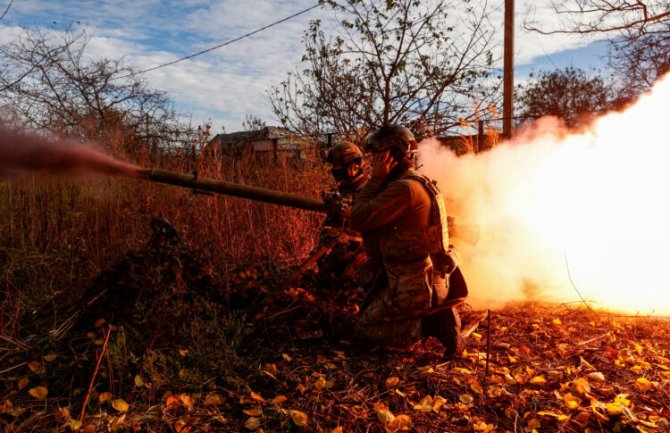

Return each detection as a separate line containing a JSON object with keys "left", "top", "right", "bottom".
{"left": 269, "top": 0, "right": 499, "bottom": 141}
{"left": 0, "top": 27, "right": 189, "bottom": 157}
{"left": 525, "top": 1, "right": 670, "bottom": 95}
{"left": 242, "top": 114, "right": 267, "bottom": 132}
{"left": 516, "top": 67, "right": 615, "bottom": 127}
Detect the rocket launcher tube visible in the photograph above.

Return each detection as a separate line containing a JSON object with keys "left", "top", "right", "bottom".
{"left": 139, "top": 168, "right": 328, "bottom": 212}
{"left": 137, "top": 168, "right": 479, "bottom": 245}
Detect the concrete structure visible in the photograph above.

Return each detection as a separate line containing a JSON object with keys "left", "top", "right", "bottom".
{"left": 207, "top": 127, "right": 307, "bottom": 161}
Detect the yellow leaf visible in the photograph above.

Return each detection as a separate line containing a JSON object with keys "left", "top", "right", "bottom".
{"left": 289, "top": 409, "right": 308, "bottom": 427}
{"left": 562, "top": 393, "right": 581, "bottom": 410}
{"left": 271, "top": 395, "right": 287, "bottom": 405}
{"left": 244, "top": 417, "right": 261, "bottom": 431}
{"left": 487, "top": 386, "right": 503, "bottom": 398}
{"left": 472, "top": 332, "right": 482, "bottom": 341}
{"left": 471, "top": 382, "right": 484, "bottom": 394}
{"left": 635, "top": 377, "right": 653, "bottom": 392}
{"left": 330, "top": 427, "right": 343, "bottom": 433}
{"left": 17, "top": 377, "right": 29, "bottom": 390}
{"left": 459, "top": 394, "right": 474, "bottom": 404}
{"left": 374, "top": 403, "right": 395, "bottom": 425}
{"left": 473, "top": 420, "right": 495, "bottom": 432}
{"left": 243, "top": 407, "right": 263, "bottom": 416}
{"left": 537, "top": 411, "right": 569, "bottom": 421}
{"left": 572, "top": 378, "right": 591, "bottom": 395}
{"left": 179, "top": 349, "right": 189, "bottom": 357}
{"left": 112, "top": 399, "right": 129, "bottom": 413}
{"left": 412, "top": 396, "right": 434, "bottom": 412}
{"left": 134, "top": 375, "right": 144, "bottom": 388}
{"left": 204, "top": 393, "right": 225, "bottom": 406}
{"left": 43, "top": 354, "right": 58, "bottom": 363}
{"left": 587, "top": 372, "right": 605, "bottom": 383}
{"left": 530, "top": 376, "right": 547, "bottom": 385}
{"left": 314, "top": 376, "right": 334, "bottom": 389}
{"left": 386, "top": 376, "right": 400, "bottom": 388}
{"left": 552, "top": 318, "right": 562, "bottom": 325}
{"left": 28, "top": 361, "right": 45, "bottom": 374}
{"left": 28, "top": 386, "right": 48, "bottom": 400}
{"left": 451, "top": 367, "right": 474, "bottom": 375}
{"left": 282, "top": 353, "right": 293, "bottom": 362}
{"left": 65, "top": 419, "right": 82, "bottom": 431}
{"left": 179, "top": 394, "right": 193, "bottom": 410}
{"left": 98, "top": 392, "right": 113, "bottom": 403}
{"left": 94, "top": 318, "right": 106, "bottom": 327}
{"left": 388, "top": 414, "right": 412, "bottom": 431}
{"left": 432, "top": 395, "right": 447, "bottom": 412}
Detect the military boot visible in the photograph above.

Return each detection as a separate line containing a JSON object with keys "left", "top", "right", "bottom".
{"left": 421, "top": 307, "right": 464, "bottom": 358}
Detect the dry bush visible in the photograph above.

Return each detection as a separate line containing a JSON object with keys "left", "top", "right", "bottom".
{"left": 0, "top": 133, "right": 331, "bottom": 341}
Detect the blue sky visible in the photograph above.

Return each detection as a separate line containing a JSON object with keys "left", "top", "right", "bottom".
{"left": 1, "top": 0, "right": 612, "bottom": 132}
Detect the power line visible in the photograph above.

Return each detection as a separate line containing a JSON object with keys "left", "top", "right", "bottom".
{"left": 118, "top": 3, "right": 321, "bottom": 79}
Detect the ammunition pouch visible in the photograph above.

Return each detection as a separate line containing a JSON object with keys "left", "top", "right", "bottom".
{"left": 384, "top": 255, "right": 433, "bottom": 319}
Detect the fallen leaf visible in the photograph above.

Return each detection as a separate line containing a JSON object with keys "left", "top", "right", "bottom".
{"left": 179, "top": 394, "right": 193, "bottom": 411}
{"left": 244, "top": 417, "right": 261, "bottom": 430}
{"left": 94, "top": 318, "right": 106, "bottom": 327}
{"left": 374, "top": 403, "right": 395, "bottom": 424}
{"left": 530, "top": 376, "right": 547, "bottom": 385}
{"left": 243, "top": 407, "right": 263, "bottom": 416}
{"left": 28, "top": 361, "right": 45, "bottom": 374}
{"left": 203, "top": 393, "right": 225, "bottom": 406}
{"left": 112, "top": 399, "right": 129, "bottom": 413}
{"left": 459, "top": 394, "right": 474, "bottom": 404}
{"left": 388, "top": 414, "right": 412, "bottom": 431}
{"left": 386, "top": 376, "right": 400, "bottom": 388}
{"left": 289, "top": 409, "right": 308, "bottom": 426}
{"left": 43, "top": 354, "right": 58, "bottom": 363}
{"left": 635, "top": 377, "right": 653, "bottom": 392}
{"left": 65, "top": 419, "right": 82, "bottom": 431}
{"left": 134, "top": 375, "right": 144, "bottom": 388}
{"left": 17, "top": 377, "right": 29, "bottom": 390}
{"left": 28, "top": 386, "right": 48, "bottom": 400}
{"left": 166, "top": 395, "right": 181, "bottom": 410}
{"left": 55, "top": 407, "right": 71, "bottom": 423}
{"left": 250, "top": 391, "right": 265, "bottom": 403}
{"left": 271, "top": 395, "right": 287, "bottom": 405}
{"left": 587, "top": 372, "right": 605, "bottom": 383}
{"left": 412, "top": 396, "right": 434, "bottom": 412}
{"left": 99, "top": 392, "right": 113, "bottom": 403}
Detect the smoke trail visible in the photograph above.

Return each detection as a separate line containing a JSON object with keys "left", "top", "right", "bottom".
{"left": 419, "top": 73, "right": 670, "bottom": 314}
{"left": 0, "top": 125, "right": 142, "bottom": 178}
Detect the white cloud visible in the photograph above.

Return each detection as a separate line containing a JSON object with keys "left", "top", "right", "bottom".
{"left": 2, "top": 0, "right": 617, "bottom": 131}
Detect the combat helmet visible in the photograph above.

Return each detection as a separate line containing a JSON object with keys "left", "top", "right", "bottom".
{"left": 364, "top": 124, "right": 418, "bottom": 156}
{"left": 326, "top": 142, "right": 363, "bottom": 168}
{"left": 326, "top": 142, "right": 367, "bottom": 193}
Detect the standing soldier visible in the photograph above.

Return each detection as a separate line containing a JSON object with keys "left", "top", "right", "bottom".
{"left": 349, "top": 125, "right": 468, "bottom": 357}
{"left": 291, "top": 143, "right": 369, "bottom": 284}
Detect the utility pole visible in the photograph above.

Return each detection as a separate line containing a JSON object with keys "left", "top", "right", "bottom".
{"left": 503, "top": 0, "right": 514, "bottom": 138}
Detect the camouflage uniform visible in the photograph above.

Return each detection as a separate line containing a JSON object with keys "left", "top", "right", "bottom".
{"left": 293, "top": 143, "right": 369, "bottom": 284}
{"left": 349, "top": 126, "right": 467, "bottom": 353}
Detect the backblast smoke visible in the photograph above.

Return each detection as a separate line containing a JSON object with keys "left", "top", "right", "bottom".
{"left": 419, "top": 72, "right": 670, "bottom": 315}
{"left": 0, "top": 125, "right": 141, "bottom": 178}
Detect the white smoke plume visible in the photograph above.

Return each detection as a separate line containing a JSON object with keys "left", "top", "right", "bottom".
{"left": 419, "top": 73, "right": 670, "bottom": 314}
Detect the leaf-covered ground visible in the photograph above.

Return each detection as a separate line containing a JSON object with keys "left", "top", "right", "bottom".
{"left": 2, "top": 229, "right": 670, "bottom": 433}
